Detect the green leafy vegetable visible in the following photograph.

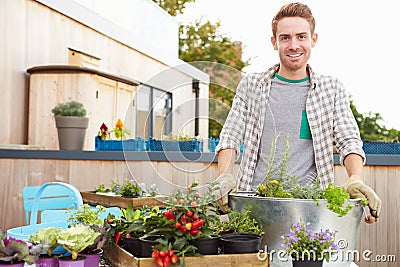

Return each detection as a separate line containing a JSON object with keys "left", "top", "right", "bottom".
{"left": 321, "top": 183, "right": 353, "bottom": 217}
{"left": 57, "top": 224, "right": 100, "bottom": 260}
{"left": 30, "top": 227, "right": 61, "bottom": 256}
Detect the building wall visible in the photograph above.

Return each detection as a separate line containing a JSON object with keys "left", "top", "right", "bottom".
{"left": 0, "top": 0, "right": 209, "bottom": 146}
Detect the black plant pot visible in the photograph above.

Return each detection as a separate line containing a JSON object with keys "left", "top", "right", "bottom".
{"left": 122, "top": 193, "right": 140, "bottom": 198}
{"left": 124, "top": 237, "right": 141, "bottom": 257}
{"left": 292, "top": 259, "right": 323, "bottom": 267}
{"left": 193, "top": 235, "right": 221, "bottom": 255}
{"left": 220, "top": 233, "right": 261, "bottom": 254}
{"left": 139, "top": 235, "right": 162, "bottom": 258}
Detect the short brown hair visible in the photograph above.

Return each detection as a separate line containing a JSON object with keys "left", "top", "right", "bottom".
{"left": 271, "top": 2, "right": 316, "bottom": 37}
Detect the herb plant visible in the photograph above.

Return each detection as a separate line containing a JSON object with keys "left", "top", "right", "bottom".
{"left": 210, "top": 207, "right": 264, "bottom": 236}
{"left": 256, "top": 134, "right": 356, "bottom": 217}
{"left": 320, "top": 183, "right": 353, "bottom": 217}
{"left": 67, "top": 204, "right": 106, "bottom": 226}
{"left": 117, "top": 179, "right": 142, "bottom": 197}
{"left": 51, "top": 100, "right": 87, "bottom": 117}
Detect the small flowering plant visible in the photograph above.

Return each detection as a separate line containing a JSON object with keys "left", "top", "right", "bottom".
{"left": 1, "top": 230, "right": 47, "bottom": 264}
{"left": 281, "top": 221, "right": 339, "bottom": 262}
{"left": 98, "top": 123, "right": 110, "bottom": 140}
{"left": 112, "top": 118, "right": 130, "bottom": 140}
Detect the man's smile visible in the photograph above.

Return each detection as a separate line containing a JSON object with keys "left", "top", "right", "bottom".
{"left": 287, "top": 53, "right": 303, "bottom": 58}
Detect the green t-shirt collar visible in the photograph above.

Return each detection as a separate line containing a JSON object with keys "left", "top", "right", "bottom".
{"left": 274, "top": 72, "right": 310, "bottom": 83}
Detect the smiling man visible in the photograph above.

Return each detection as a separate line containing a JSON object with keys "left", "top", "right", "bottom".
{"left": 213, "top": 2, "right": 381, "bottom": 224}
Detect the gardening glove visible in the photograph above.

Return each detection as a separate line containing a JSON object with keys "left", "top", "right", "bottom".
{"left": 343, "top": 175, "right": 382, "bottom": 219}
{"left": 211, "top": 174, "right": 237, "bottom": 213}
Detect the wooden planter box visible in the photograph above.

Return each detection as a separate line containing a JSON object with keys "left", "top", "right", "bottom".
{"left": 80, "top": 191, "right": 166, "bottom": 209}
{"left": 103, "top": 242, "right": 269, "bottom": 267}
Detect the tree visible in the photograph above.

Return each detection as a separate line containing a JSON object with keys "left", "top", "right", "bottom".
{"left": 151, "top": 0, "right": 195, "bottom": 16}
{"left": 179, "top": 19, "right": 249, "bottom": 137}
{"left": 350, "top": 100, "right": 399, "bottom": 142}
{"left": 152, "top": 1, "right": 248, "bottom": 137}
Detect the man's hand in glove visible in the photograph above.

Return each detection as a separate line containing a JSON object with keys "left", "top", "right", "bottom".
{"left": 344, "top": 175, "right": 382, "bottom": 223}
{"left": 211, "top": 174, "right": 237, "bottom": 213}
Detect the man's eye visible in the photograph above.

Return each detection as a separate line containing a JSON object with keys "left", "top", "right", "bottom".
{"left": 298, "top": 35, "right": 307, "bottom": 40}
{"left": 280, "top": 36, "right": 289, "bottom": 41}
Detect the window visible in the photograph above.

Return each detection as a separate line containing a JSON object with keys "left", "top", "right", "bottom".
{"left": 136, "top": 85, "right": 172, "bottom": 139}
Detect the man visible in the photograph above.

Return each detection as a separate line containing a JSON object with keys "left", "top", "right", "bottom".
{"left": 213, "top": 2, "right": 381, "bottom": 223}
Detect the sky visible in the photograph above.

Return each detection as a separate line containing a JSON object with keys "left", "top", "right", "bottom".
{"left": 176, "top": 0, "right": 400, "bottom": 130}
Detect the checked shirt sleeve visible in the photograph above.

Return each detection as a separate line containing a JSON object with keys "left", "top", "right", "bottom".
{"left": 333, "top": 80, "right": 365, "bottom": 165}
{"left": 216, "top": 75, "right": 249, "bottom": 157}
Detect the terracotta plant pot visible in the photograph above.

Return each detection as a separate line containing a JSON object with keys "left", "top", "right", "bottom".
{"left": 220, "top": 233, "right": 261, "bottom": 254}
{"left": 57, "top": 256, "right": 86, "bottom": 267}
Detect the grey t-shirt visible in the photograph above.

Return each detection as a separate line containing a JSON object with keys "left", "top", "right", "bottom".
{"left": 251, "top": 75, "right": 317, "bottom": 190}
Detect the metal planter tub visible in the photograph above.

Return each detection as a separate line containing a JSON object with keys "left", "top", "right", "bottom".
{"left": 229, "top": 193, "right": 363, "bottom": 267}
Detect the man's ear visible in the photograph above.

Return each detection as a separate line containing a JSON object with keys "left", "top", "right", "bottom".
{"left": 311, "top": 33, "right": 318, "bottom": 48}
{"left": 271, "top": 36, "right": 278, "bottom": 51}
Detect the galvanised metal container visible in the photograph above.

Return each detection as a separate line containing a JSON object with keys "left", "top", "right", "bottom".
{"left": 229, "top": 193, "right": 364, "bottom": 267}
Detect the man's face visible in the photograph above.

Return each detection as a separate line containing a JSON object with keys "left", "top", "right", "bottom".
{"left": 271, "top": 17, "right": 318, "bottom": 73}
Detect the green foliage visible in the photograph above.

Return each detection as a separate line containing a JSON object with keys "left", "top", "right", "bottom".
{"left": 285, "top": 175, "right": 323, "bottom": 199}
{"left": 29, "top": 228, "right": 61, "bottom": 256}
{"left": 151, "top": 0, "right": 195, "bottom": 16}
{"left": 179, "top": 19, "right": 249, "bottom": 137}
{"left": 117, "top": 179, "right": 142, "bottom": 197}
{"left": 257, "top": 134, "right": 297, "bottom": 198}
{"left": 1, "top": 230, "right": 47, "bottom": 264}
{"left": 57, "top": 224, "right": 100, "bottom": 260}
{"left": 360, "top": 197, "right": 369, "bottom": 206}
{"left": 320, "top": 183, "right": 353, "bottom": 217}
{"left": 350, "top": 99, "right": 400, "bottom": 142}
{"left": 51, "top": 100, "right": 87, "bottom": 117}
{"left": 94, "top": 184, "right": 109, "bottom": 193}
{"left": 210, "top": 208, "right": 264, "bottom": 236}
{"left": 256, "top": 135, "right": 354, "bottom": 217}
{"left": 68, "top": 204, "right": 106, "bottom": 226}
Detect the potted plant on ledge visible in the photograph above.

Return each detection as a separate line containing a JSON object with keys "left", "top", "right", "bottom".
{"left": 52, "top": 100, "right": 89, "bottom": 150}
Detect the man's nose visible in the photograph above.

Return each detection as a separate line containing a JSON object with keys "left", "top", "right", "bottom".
{"left": 288, "top": 39, "right": 300, "bottom": 50}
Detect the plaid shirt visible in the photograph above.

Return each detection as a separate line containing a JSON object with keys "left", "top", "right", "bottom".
{"left": 216, "top": 64, "right": 365, "bottom": 191}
